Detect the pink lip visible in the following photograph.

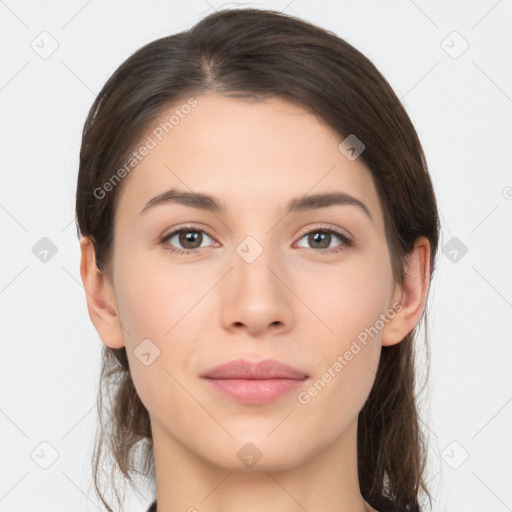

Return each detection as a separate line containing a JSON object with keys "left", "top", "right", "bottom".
{"left": 201, "top": 359, "right": 309, "bottom": 405}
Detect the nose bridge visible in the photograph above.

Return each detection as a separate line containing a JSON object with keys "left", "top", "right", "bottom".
{"left": 228, "top": 203, "right": 280, "bottom": 280}
{"left": 220, "top": 229, "right": 293, "bottom": 334}
{"left": 233, "top": 231, "right": 282, "bottom": 297}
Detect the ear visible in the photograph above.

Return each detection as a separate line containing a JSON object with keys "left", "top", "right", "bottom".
{"left": 381, "top": 236, "right": 431, "bottom": 347}
{"left": 79, "top": 236, "right": 125, "bottom": 349}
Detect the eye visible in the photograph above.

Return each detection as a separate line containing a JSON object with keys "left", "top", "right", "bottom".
{"left": 160, "top": 226, "right": 215, "bottom": 255}
{"left": 295, "top": 226, "right": 353, "bottom": 254}
{"left": 159, "top": 225, "right": 353, "bottom": 256}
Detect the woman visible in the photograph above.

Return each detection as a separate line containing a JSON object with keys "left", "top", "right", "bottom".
{"left": 76, "top": 7, "right": 440, "bottom": 512}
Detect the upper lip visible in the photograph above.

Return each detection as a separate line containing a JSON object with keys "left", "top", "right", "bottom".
{"left": 201, "top": 359, "right": 309, "bottom": 380}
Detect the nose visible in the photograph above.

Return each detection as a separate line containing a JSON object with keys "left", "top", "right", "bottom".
{"left": 220, "top": 243, "right": 294, "bottom": 338}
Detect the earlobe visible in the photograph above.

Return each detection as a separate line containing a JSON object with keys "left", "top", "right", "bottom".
{"left": 381, "top": 236, "right": 431, "bottom": 347}
{"left": 79, "top": 236, "right": 125, "bottom": 349}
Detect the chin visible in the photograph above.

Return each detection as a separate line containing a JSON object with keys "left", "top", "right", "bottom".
{"left": 198, "top": 434, "right": 309, "bottom": 473}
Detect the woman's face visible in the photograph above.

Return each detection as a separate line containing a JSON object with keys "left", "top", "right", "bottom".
{"left": 106, "top": 91, "right": 403, "bottom": 470}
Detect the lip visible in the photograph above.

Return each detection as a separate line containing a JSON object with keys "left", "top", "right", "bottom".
{"left": 201, "top": 359, "right": 309, "bottom": 405}
{"left": 201, "top": 358, "right": 308, "bottom": 379}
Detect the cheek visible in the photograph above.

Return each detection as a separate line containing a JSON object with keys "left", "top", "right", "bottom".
{"left": 299, "top": 309, "right": 382, "bottom": 429}
{"left": 111, "top": 249, "right": 212, "bottom": 404}
{"left": 297, "top": 253, "right": 393, "bottom": 343}
{"left": 112, "top": 234, "right": 392, "bottom": 428}
{"left": 113, "top": 247, "right": 211, "bottom": 342}
{"left": 296, "top": 256, "right": 391, "bottom": 409}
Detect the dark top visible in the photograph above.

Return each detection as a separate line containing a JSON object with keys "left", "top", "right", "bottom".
{"left": 146, "top": 495, "right": 419, "bottom": 511}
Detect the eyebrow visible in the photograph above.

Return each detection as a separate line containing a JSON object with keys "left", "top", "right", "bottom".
{"left": 140, "top": 188, "right": 373, "bottom": 222}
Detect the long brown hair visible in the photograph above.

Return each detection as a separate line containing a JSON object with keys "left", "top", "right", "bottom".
{"left": 76, "top": 7, "right": 440, "bottom": 511}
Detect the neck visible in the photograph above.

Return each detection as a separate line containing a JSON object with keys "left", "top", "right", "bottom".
{"left": 151, "top": 418, "right": 372, "bottom": 512}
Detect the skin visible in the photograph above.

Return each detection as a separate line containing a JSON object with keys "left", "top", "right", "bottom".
{"left": 80, "top": 91, "right": 430, "bottom": 512}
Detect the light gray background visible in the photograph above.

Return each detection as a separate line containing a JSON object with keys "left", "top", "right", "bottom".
{"left": 1, "top": 1, "right": 511, "bottom": 511}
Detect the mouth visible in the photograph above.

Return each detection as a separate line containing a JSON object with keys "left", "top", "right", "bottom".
{"left": 201, "top": 359, "right": 309, "bottom": 405}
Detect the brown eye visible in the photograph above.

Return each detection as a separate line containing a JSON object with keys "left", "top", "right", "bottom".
{"left": 161, "top": 227, "right": 214, "bottom": 254}
{"left": 296, "top": 227, "right": 353, "bottom": 254}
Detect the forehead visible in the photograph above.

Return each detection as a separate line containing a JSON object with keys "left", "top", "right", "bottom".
{"left": 116, "top": 91, "right": 383, "bottom": 227}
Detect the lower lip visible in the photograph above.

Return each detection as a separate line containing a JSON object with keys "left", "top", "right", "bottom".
{"left": 203, "top": 378, "right": 307, "bottom": 404}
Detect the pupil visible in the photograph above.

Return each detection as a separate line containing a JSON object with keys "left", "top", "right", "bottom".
{"left": 181, "top": 231, "right": 200, "bottom": 248}
{"left": 311, "top": 231, "right": 329, "bottom": 249}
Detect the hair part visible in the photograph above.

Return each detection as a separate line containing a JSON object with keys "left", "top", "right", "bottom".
{"left": 76, "top": 7, "right": 440, "bottom": 512}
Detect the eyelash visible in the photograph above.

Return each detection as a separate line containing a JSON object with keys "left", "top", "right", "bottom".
{"left": 159, "top": 225, "right": 353, "bottom": 256}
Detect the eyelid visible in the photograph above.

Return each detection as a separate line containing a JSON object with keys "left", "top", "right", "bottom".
{"left": 294, "top": 224, "right": 354, "bottom": 252}
{"left": 160, "top": 222, "right": 213, "bottom": 237}
{"left": 160, "top": 224, "right": 216, "bottom": 246}
{"left": 296, "top": 223, "right": 352, "bottom": 241}
{"left": 160, "top": 223, "right": 354, "bottom": 257}
{"left": 160, "top": 224, "right": 350, "bottom": 243}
